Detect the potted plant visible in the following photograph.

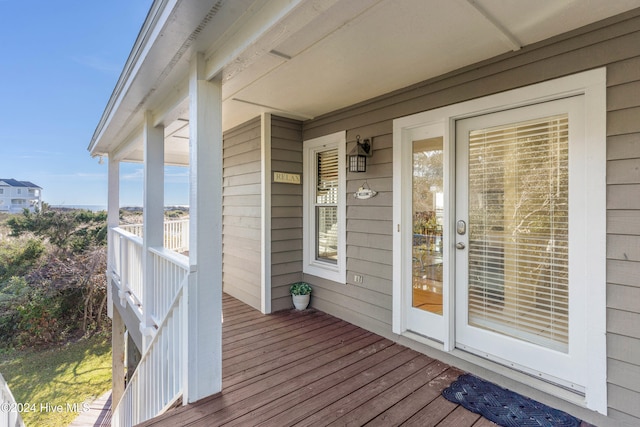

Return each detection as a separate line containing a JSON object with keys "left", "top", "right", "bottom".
{"left": 290, "top": 282, "right": 312, "bottom": 310}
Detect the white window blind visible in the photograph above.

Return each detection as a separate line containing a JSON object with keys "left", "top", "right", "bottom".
{"left": 467, "top": 114, "right": 569, "bottom": 352}
{"left": 316, "top": 148, "right": 339, "bottom": 262}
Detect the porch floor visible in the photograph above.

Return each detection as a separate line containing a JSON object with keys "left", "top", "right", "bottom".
{"left": 139, "top": 293, "right": 497, "bottom": 427}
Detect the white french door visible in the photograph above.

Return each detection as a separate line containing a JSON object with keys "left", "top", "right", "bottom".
{"left": 394, "top": 69, "right": 606, "bottom": 411}
{"left": 454, "top": 97, "right": 587, "bottom": 390}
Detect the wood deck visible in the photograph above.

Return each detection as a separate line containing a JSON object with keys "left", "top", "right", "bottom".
{"left": 139, "top": 293, "right": 496, "bottom": 427}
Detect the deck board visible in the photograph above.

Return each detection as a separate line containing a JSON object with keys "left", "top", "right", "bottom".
{"left": 138, "top": 293, "right": 490, "bottom": 427}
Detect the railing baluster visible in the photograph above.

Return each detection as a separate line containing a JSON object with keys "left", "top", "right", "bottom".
{"left": 110, "top": 221, "right": 190, "bottom": 427}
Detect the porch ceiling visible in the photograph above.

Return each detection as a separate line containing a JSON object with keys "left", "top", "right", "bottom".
{"left": 88, "top": 0, "right": 640, "bottom": 164}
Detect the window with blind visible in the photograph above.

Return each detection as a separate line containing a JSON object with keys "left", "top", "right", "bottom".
{"left": 467, "top": 114, "right": 569, "bottom": 352}
{"left": 303, "top": 131, "right": 346, "bottom": 283}
{"left": 316, "top": 148, "right": 339, "bottom": 263}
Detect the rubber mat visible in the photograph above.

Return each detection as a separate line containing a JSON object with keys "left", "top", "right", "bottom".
{"left": 442, "top": 374, "right": 581, "bottom": 427}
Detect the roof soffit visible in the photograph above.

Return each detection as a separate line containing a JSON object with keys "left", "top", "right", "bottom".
{"left": 89, "top": 0, "right": 256, "bottom": 156}
{"left": 90, "top": 0, "right": 640, "bottom": 163}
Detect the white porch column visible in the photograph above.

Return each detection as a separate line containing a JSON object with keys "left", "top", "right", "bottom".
{"left": 142, "top": 111, "right": 165, "bottom": 349}
{"left": 107, "top": 156, "right": 125, "bottom": 406}
{"left": 111, "top": 305, "right": 126, "bottom": 407}
{"left": 186, "top": 52, "right": 223, "bottom": 403}
{"left": 107, "top": 157, "right": 120, "bottom": 318}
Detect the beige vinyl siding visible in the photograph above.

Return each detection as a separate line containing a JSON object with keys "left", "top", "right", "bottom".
{"left": 270, "top": 116, "right": 304, "bottom": 311}
{"left": 605, "top": 16, "right": 640, "bottom": 422}
{"left": 304, "top": 129, "right": 395, "bottom": 332}
{"left": 223, "top": 117, "right": 262, "bottom": 310}
{"left": 302, "top": 8, "right": 640, "bottom": 423}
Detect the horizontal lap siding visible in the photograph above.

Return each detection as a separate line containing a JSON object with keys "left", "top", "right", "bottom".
{"left": 223, "top": 117, "right": 262, "bottom": 310}
{"left": 303, "top": 8, "right": 640, "bottom": 423}
{"left": 270, "top": 116, "right": 304, "bottom": 311}
{"left": 605, "top": 18, "right": 640, "bottom": 421}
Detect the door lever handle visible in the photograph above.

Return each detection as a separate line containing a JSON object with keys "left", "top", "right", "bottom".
{"left": 456, "top": 242, "right": 466, "bottom": 250}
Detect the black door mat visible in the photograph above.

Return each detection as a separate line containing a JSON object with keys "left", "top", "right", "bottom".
{"left": 442, "top": 374, "right": 581, "bottom": 427}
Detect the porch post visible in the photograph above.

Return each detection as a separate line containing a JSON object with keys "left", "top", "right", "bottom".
{"left": 107, "top": 157, "right": 120, "bottom": 318}
{"left": 111, "top": 306, "right": 125, "bottom": 407}
{"left": 186, "top": 52, "right": 223, "bottom": 402}
{"left": 142, "top": 111, "right": 165, "bottom": 350}
{"left": 107, "top": 157, "right": 125, "bottom": 406}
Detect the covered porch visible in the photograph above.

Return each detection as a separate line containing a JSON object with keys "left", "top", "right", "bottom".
{"left": 87, "top": 1, "right": 640, "bottom": 426}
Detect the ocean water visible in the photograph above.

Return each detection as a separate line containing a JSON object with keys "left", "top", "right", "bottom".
{"left": 50, "top": 205, "right": 108, "bottom": 212}
{"left": 49, "top": 205, "right": 186, "bottom": 212}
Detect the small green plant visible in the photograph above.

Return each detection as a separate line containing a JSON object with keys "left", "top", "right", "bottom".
{"left": 289, "top": 282, "right": 312, "bottom": 295}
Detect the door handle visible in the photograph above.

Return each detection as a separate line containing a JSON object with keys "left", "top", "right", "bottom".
{"left": 456, "top": 242, "right": 466, "bottom": 250}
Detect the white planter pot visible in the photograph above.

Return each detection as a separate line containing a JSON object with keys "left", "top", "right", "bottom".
{"left": 292, "top": 294, "right": 310, "bottom": 310}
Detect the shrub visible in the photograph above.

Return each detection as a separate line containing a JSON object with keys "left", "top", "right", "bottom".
{"left": 0, "top": 210, "right": 109, "bottom": 348}
{"left": 0, "top": 239, "right": 45, "bottom": 282}
{"left": 7, "top": 208, "right": 107, "bottom": 253}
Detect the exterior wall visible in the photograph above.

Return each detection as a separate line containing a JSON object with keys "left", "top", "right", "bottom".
{"left": 270, "top": 116, "right": 304, "bottom": 312}
{"left": 301, "top": 9, "right": 640, "bottom": 425}
{"left": 222, "top": 117, "right": 262, "bottom": 310}
{"left": 0, "top": 185, "right": 40, "bottom": 212}
{"left": 0, "top": 186, "right": 8, "bottom": 211}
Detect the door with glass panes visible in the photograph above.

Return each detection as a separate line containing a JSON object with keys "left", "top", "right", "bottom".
{"left": 454, "top": 96, "right": 587, "bottom": 389}
{"left": 407, "top": 123, "right": 446, "bottom": 341}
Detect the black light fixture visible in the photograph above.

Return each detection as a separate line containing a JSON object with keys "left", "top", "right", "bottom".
{"left": 348, "top": 135, "right": 372, "bottom": 173}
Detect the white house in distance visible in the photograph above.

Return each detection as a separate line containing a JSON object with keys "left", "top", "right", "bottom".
{"left": 0, "top": 179, "right": 42, "bottom": 213}
{"left": 88, "top": 1, "right": 640, "bottom": 426}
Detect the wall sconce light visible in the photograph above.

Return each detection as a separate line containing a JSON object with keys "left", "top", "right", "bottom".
{"left": 348, "top": 135, "right": 372, "bottom": 173}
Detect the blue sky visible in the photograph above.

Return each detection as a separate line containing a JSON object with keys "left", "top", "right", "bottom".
{"left": 0, "top": 0, "right": 188, "bottom": 207}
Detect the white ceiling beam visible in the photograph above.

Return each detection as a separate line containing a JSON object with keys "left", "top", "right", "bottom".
{"left": 204, "top": 0, "right": 341, "bottom": 82}
{"left": 111, "top": 125, "right": 144, "bottom": 162}
{"left": 465, "top": 0, "right": 522, "bottom": 51}
{"left": 151, "top": 76, "right": 190, "bottom": 128}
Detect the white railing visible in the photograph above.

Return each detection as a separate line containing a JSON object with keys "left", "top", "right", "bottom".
{"left": 119, "top": 223, "right": 143, "bottom": 238}
{"left": 149, "top": 248, "right": 189, "bottom": 326}
{"left": 112, "top": 283, "right": 186, "bottom": 427}
{"left": 109, "top": 225, "right": 189, "bottom": 323}
{"left": 0, "top": 372, "right": 25, "bottom": 427}
{"left": 109, "top": 223, "right": 190, "bottom": 427}
{"left": 120, "top": 219, "right": 189, "bottom": 253}
{"left": 164, "top": 219, "right": 189, "bottom": 253}
{"left": 110, "top": 228, "right": 144, "bottom": 311}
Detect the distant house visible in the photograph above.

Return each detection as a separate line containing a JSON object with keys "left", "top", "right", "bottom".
{"left": 0, "top": 179, "right": 42, "bottom": 213}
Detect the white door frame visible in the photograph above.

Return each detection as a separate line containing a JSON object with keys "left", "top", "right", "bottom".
{"left": 392, "top": 68, "right": 607, "bottom": 413}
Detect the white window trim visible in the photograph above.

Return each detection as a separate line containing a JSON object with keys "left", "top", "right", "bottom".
{"left": 303, "top": 131, "right": 346, "bottom": 283}
{"left": 393, "top": 68, "right": 607, "bottom": 413}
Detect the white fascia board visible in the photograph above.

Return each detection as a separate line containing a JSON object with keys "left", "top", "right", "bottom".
{"left": 88, "top": 0, "right": 178, "bottom": 155}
